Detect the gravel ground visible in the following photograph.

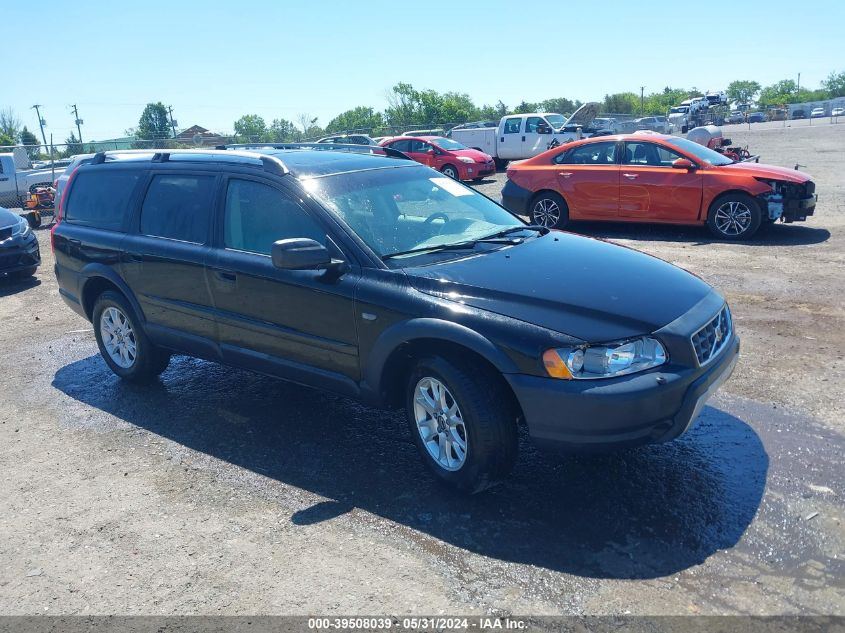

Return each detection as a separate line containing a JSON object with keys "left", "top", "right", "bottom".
{"left": 0, "top": 121, "right": 843, "bottom": 616}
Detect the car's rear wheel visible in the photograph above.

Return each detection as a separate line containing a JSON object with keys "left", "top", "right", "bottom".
{"left": 707, "top": 193, "right": 762, "bottom": 240}
{"left": 93, "top": 291, "right": 170, "bottom": 382}
{"left": 529, "top": 191, "right": 569, "bottom": 229}
{"left": 441, "top": 164, "right": 459, "bottom": 180}
{"left": 406, "top": 355, "right": 517, "bottom": 494}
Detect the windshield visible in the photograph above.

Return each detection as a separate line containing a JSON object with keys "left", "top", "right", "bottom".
{"left": 545, "top": 114, "right": 566, "bottom": 128}
{"left": 430, "top": 138, "right": 467, "bottom": 151}
{"left": 663, "top": 137, "right": 735, "bottom": 166}
{"left": 669, "top": 107, "right": 688, "bottom": 114}
{"left": 307, "top": 166, "right": 525, "bottom": 263}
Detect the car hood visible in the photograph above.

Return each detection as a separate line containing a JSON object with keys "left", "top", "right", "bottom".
{"left": 403, "top": 232, "right": 714, "bottom": 342}
{"left": 563, "top": 102, "right": 600, "bottom": 127}
{"left": 451, "top": 148, "right": 493, "bottom": 161}
{"left": 718, "top": 161, "right": 812, "bottom": 183}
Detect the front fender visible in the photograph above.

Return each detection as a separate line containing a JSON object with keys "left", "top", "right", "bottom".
{"left": 361, "top": 317, "right": 518, "bottom": 405}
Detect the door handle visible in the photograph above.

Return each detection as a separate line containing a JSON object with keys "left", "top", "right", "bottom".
{"left": 68, "top": 238, "right": 82, "bottom": 246}
{"left": 623, "top": 173, "right": 639, "bottom": 179}
{"left": 214, "top": 270, "right": 236, "bottom": 283}
{"left": 521, "top": 135, "right": 526, "bottom": 142}
{"left": 500, "top": 137, "right": 504, "bottom": 142}
{"left": 558, "top": 172, "right": 573, "bottom": 178}
{"left": 0, "top": 177, "right": 8, "bottom": 182}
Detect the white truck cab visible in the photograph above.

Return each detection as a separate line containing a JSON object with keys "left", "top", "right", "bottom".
{"left": 0, "top": 150, "right": 61, "bottom": 210}
{"left": 450, "top": 103, "right": 600, "bottom": 166}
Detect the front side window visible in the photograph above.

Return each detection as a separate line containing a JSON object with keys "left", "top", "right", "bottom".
{"left": 140, "top": 174, "right": 214, "bottom": 243}
{"left": 623, "top": 142, "right": 683, "bottom": 167}
{"left": 503, "top": 118, "right": 522, "bottom": 134}
{"left": 554, "top": 142, "right": 617, "bottom": 165}
{"left": 224, "top": 179, "right": 325, "bottom": 255}
{"left": 525, "top": 117, "right": 544, "bottom": 133}
{"left": 407, "top": 140, "right": 431, "bottom": 153}
{"left": 388, "top": 139, "right": 411, "bottom": 153}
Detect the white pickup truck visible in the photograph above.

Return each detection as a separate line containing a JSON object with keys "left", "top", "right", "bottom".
{"left": 449, "top": 103, "right": 600, "bottom": 167}
{"left": 0, "top": 150, "right": 61, "bottom": 209}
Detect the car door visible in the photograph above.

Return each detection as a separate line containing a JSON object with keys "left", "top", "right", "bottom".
{"left": 522, "top": 116, "right": 552, "bottom": 157}
{"left": 207, "top": 175, "right": 360, "bottom": 387}
{"left": 498, "top": 116, "right": 523, "bottom": 160}
{"left": 406, "top": 139, "right": 437, "bottom": 168}
{"left": 551, "top": 141, "right": 620, "bottom": 219}
{"left": 618, "top": 141, "right": 703, "bottom": 222}
{"left": 120, "top": 171, "right": 219, "bottom": 351}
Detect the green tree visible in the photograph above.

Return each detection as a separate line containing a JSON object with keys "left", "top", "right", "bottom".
{"left": 512, "top": 101, "right": 538, "bottom": 114}
{"left": 822, "top": 71, "right": 845, "bottom": 97}
{"left": 64, "top": 133, "right": 83, "bottom": 157}
{"left": 384, "top": 83, "right": 481, "bottom": 127}
{"left": 603, "top": 92, "right": 639, "bottom": 114}
{"left": 0, "top": 132, "right": 14, "bottom": 148}
{"left": 726, "top": 80, "right": 761, "bottom": 105}
{"left": 0, "top": 108, "right": 21, "bottom": 140}
{"left": 539, "top": 97, "right": 581, "bottom": 115}
{"left": 296, "top": 113, "right": 323, "bottom": 140}
{"left": 268, "top": 118, "right": 300, "bottom": 142}
{"left": 134, "top": 102, "right": 172, "bottom": 147}
{"left": 325, "top": 106, "right": 384, "bottom": 134}
{"left": 233, "top": 114, "right": 268, "bottom": 141}
{"left": 19, "top": 126, "right": 39, "bottom": 159}
{"left": 758, "top": 79, "right": 797, "bottom": 106}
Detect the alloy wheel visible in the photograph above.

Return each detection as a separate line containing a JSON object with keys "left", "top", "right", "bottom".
{"left": 532, "top": 198, "right": 561, "bottom": 228}
{"left": 714, "top": 201, "right": 752, "bottom": 236}
{"left": 413, "top": 377, "right": 467, "bottom": 471}
{"left": 100, "top": 306, "right": 137, "bottom": 368}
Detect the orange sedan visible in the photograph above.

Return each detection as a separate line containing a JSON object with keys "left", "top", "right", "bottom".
{"left": 501, "top": 134, "right": 817, "bottom": 239}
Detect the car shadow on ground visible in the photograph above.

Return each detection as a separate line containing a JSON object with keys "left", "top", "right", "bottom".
{"left": 53, "top": 355, "right": 768, "bottom": 580}
{"left": 567, "top": 220, "right": 830, "bottom": 247}
{"left": 0, "top": 275, "right": 41, "bottom": 297}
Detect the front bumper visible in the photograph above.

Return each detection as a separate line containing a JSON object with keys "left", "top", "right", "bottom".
{"left": 507, "top": 335, "right": 739, "bottom": 451}
{"left": 0, "top": 233, "right": 41, "bottom": 274}
{"left": 782, "top": 194, "right": 816, "bottom": 223}
{"left": 462, "top": 161, "right": 496, "bottom": 180}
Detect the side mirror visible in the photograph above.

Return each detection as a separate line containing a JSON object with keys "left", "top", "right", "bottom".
{"left": 271, "top": 238, "right": 333, "bottom": 270}
{"left": 672, "top": 158, "right": 696, "bottom": 170}
{"left": 537, "top": 125, "right": 551, "bottom": 135}
{"left": 427, "top": 148, "right": 435, "bottom": 154}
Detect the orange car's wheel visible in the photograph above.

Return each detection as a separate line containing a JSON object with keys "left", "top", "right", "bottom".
{"left": 707, "top": 193, "right": 762, "bottom": 240}
{"left": 529, "top": 192, "right": 568, "bottom": 229}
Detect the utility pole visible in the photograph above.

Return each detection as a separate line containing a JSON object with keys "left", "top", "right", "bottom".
{"left": 70, "top": 104, "right": 83, "bottom": 144}
{"left": 31, "top": 105, "right": 48, "bottom": 147}
{"left": 797, "top": 72, "right": 801, "bottom": 101}
{"left": 167, "top": 105, "right": 178, "bottom": 138}
{"left": 640, "top": 86, "right": 645, "bottom": 116}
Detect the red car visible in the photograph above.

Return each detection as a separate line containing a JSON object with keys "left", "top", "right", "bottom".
{"left": 501, "top": 134, "right": 817, "bottom": 239}
{"left": 380, "top": 136, "right": 495, "bottom": 181}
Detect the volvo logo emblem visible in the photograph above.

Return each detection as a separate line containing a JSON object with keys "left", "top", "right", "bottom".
{"left": 715, "top": 328, "right": 723, "bottom": 343}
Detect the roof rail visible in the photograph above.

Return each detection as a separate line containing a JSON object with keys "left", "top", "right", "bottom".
{"left": 89, "top": 148, "right": 289, "bottom": 176}
{"left": 216, "top": 142, "right": 412, "bottom": 161}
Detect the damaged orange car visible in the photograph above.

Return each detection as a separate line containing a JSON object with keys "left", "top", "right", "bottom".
{"left": 501, "top": 134, "right": 817, "bottom": 239}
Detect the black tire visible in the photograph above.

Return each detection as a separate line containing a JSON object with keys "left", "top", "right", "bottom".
{"left": 92, "top": 290, "right": 170, "bottom": 382}
{"left": 405, "top": 355, "right": 517, "bottom": 494}
{"left": 441, "top": 164, "right": 459, "bottom": 180}
{"left": 706, "top": 192, "right": 762, "bottom": 240}
{"left": 494, "top": 158, "right": 509, "bottom": 171}
{"left": 25, "top": 212, "right": 41, "bottom": 229}
{"left": 12, "top": 266, "right": 37, "bottom": 279}
{"left": 529, "top": 191, "right": 569, "bottom": 229}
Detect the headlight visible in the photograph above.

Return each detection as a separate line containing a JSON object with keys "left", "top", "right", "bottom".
{"left": 543, "top": 337, "right": 667, "bottom": 380}
{"left": 457, "top": 156, "right": 475, "bottom": 163}
{"left": 11, "top": 215, "right": 30, "bottom": 238}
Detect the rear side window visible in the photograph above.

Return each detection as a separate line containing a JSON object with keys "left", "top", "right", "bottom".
{"left": 64, "top": 170, "right": 141, "bottom": 231}
{"left": 140, "top": 174, "right": 215, "bottom": 243}
{"left": 555, "top": 142, "right": 617, "bottom": 165}
{"left": 503, "top": 118, "right": 522, "bottom": 134}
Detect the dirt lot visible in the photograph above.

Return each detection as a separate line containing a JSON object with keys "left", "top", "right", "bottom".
{"left": 1, "top": 122, "right": 843, "bottom": 617}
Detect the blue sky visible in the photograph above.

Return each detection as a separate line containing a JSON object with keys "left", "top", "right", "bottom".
{"left": 4, "top": 0, "right": 843, "bottom": 142}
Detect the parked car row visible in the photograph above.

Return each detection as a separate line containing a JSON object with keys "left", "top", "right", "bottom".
{"left": 50, "top": 145, "right": 740, "bottom": 492}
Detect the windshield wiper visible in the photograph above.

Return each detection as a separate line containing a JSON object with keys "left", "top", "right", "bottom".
{"left": 382, "top": 226, "right": 546, "bottom": 261}
{"left": 476, "top": 225, "right": 548, "bottom": 240}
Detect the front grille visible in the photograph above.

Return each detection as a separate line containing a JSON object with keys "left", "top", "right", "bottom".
{"left": 691, "top": 306, "right": 732, "bottom": 366}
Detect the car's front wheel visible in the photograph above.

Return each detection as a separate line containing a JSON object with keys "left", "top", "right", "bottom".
{"left": 441, "top": 164, "right": 459, "bottom": 180}
{"left": 529, "top": 191, "right": 569, "bottom": 229}
{"left": 406, "top": 355, "right": 517, "bottom": 494}
{"left": 93, "top": 291, "right": 170, "bottom": 382}
{"left": 707, "top": 193, "right": 762, "bottom": 240}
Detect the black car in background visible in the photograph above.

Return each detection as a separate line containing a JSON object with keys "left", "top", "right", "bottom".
{"left": 52, "top": 148, "right": 739, "bottom": 492}
{"left": 0, "top": 206, "right": 40, "bottom": 279}
{"left": 792, "top": 109, "right": 807, "bottom": 119}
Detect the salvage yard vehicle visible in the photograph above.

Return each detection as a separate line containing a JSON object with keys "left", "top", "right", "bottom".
{"left": 0, "top": 206, "right": 40, "bottom": 278}
{"left": 811, "top": 107, "right": 826, "bottom": 118}
{"left": 0, "top": 152, "right": 62, "bottom": 210}
{"left": 501, "top": 134, "right": 816, "bottom": 240}
{"left": 316, "top": 134, "right": 378, "bottom": 146}
{"left": 449, "top": 103, "right": 601, "bottom": 168}
{"left": 380, "top": 135, "right": 495, "bottom": 181}
{"left": 52, "top": 147, "right": 739, "bottom": 492}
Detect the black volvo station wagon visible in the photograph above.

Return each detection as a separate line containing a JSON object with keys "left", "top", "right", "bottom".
{"left": 52, "top": 145, "right": 739, "bottom": 492}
